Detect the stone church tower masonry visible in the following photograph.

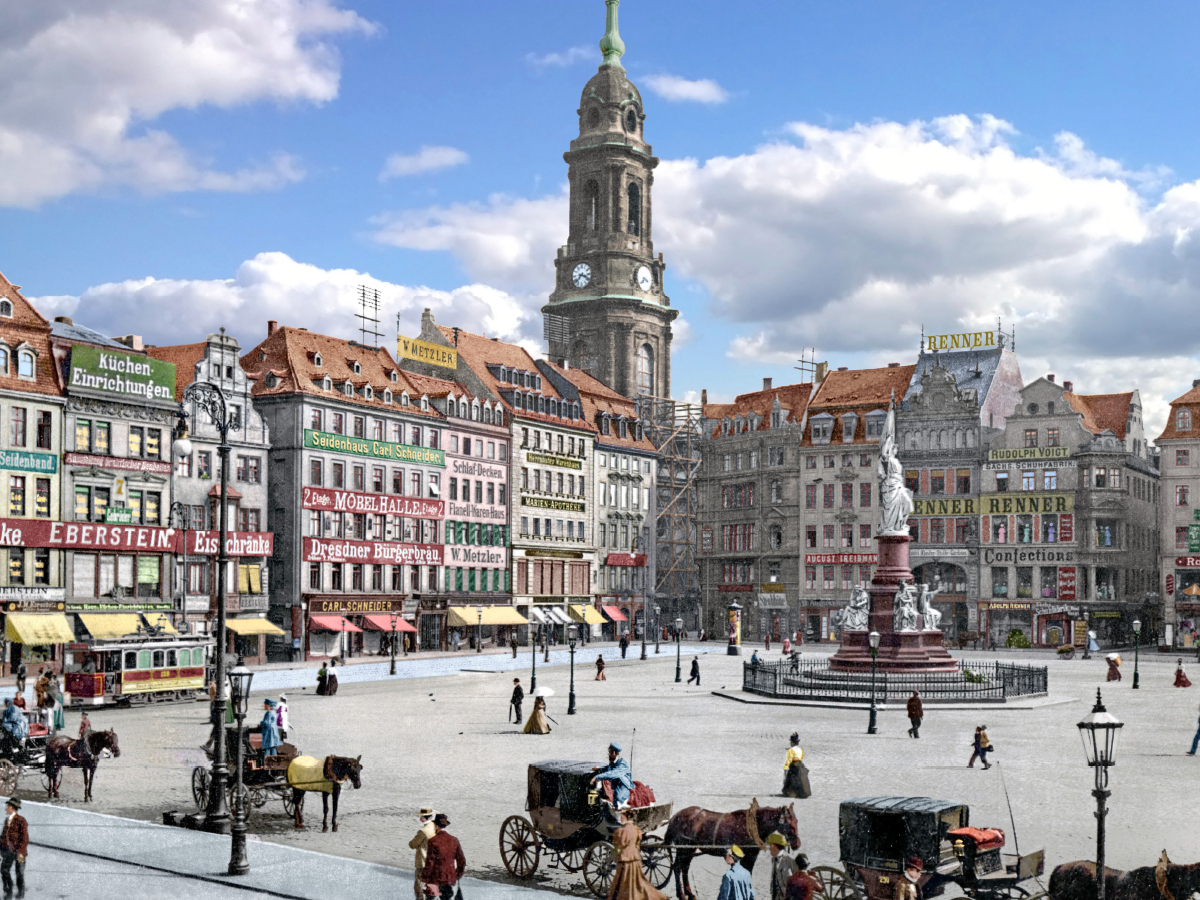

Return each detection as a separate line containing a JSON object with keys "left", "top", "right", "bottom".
{"left": 542, "top": 0, "right": 677, "bottom": 401}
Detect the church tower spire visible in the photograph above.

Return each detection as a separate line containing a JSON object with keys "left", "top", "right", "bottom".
{"left": 542, "top": 0, "right": 677, "bottom": 400}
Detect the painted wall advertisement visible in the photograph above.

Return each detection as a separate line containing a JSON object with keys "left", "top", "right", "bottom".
{"left": 301, "top": 536, "right": 443, "bottom": 565}
{"left": 303, "top": 430, "right": 445, "bottom": 467}
{"left": 0, "top": 519, "right": 271, "bottom": 555}
{"left": 981, "top": 492, "right": 1074, "bottom": 514}
{"left": 301, "top": 485, "right": 443, "bottom": 518}
{"left": 1058, "top": 566, "right": 1077, "bottom": 603}
{"left": 396, "top": 336, "right": 457, "bottom": 369}
{"left": 68, "top": 345, "right": 176, "bottom": 404}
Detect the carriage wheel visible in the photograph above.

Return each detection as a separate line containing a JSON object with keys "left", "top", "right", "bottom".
{"left": 249, "top": 786, "right": 269, "bottom": 809}
{"left": 640, "top": 834, "right": 673, "bottom": 890}
{"left": 192, "top": 767, "right": 210, "bottom": 808}
{"left": 558, "top": 846, "right": 587, "bottom": 872}
{"left": 499, "top": 815, "right": 540, "bottom": 879}
{"left": 583, "top": 841, "right": 616, "bottom": 899}
{"left": 283, "top": 790, "right": 303, "bottom": 817}
{"left": 810, "top": 866, "right": 864, "bottom": 900}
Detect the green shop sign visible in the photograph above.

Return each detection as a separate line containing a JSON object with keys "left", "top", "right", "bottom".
{"left": 521, "top": 496, "right": 586, "bottom": 513}
{"left": 0, "top": 450, "right": 56, "bottom": 474}
{"left": 304, "top": 429, "right": 445, "bottom": 467}
{"left": 526, "top": 451, "right": 582, "bottom": 471}
{"left": 68, "top": 345, "right": 176, "bottom": 404}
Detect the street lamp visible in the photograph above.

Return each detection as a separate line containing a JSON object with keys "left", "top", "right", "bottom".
{"left": 530, "top": 620, "right": 538, "bottom": 692}
{"left": 674, "top": 617, "right": 683, "bottom": 683}
{"left": 389, "top": 612, "right": 398, "bottom": 676}
{"left": 476, "top": 605, "right": 483, "bottom": 654}
{"left": 170, "top": 427, "right": 193, "bottom": 631}
{"left": 868, "top": 630, "right": 880, "bottom": 735}
{"left": 226, "top": 661, "right": 254, "bottom": 876}
{"left": 654, "top": 604, "right": 661, "bottom": 654}
{"left": 1077, "top": 689, "right": 1123, "bottom": 900}
{"left": 1082, "top": 611, "right": 1092, "bottom": 660}
{"left": 1132, "top": 618, "right": 1141, "bottom": 689}
{"left": 183, "top": 380, "right": 238, "bottom": 835}
{"left": 567, "top": 624, "right": 578, "bottom": 715}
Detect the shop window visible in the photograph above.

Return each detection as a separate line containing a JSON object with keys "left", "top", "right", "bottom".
{"left": 995, "top": 472, "right": 1008, "bottom": 492}
{"left": 1016, "top": 515, "right": 1033, "bottom": 543}
{"left": 8, "top": 549, "right": 22, "bottom": 583}
{"left": 956, "top": 470, "right": 971, "bottom": 493}
{"left": 8, "top": 477, "right": 23, "bottom": 517}
{"left": 137, "top": 556, "right": 160, "bottom": 597}
{"left": 1042, "top": 514, "right": 1058, "bottom": 543}
{"left": 1040, "top": 567, "right": 1057, "bottom": 598}
{"left": 1096, "top": 519, "right": 1117, "bottom": 548}
{"left": 992, "top": 518, "right": 1008, "bottom": 543}
{"left": 34, "top": 548, "right": 48, "bottom": 585}
{"left": 1016, "top": 567, "right": 1033, "bottom": 598}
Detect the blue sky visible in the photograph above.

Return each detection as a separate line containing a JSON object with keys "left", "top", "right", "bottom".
{"left": 4, "top": 1, "right": 1200, "bottom": 432}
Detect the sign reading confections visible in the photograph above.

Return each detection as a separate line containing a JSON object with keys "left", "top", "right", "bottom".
{"left": 301, "top": 536, "right": 443, "bottom": 565}
{"left": 988, "top": 447, "right": 1072, "bottom": 461}
{"left": 396, "top": 336, "right": 457, "bottom": 370}
{"left": 302, "top": 485, "right": 443, "bottom": 518}
{"left": 983, "top": 547, "right": 1075, "bottom": 565}
{"left": 926, "top": 332, "right": 997, "bottom": 351}
{"left": 68, "top": 345, "right": 176, "bottom": 404}
{"left": 304, "top": 430, "right": 445, "bottom": 467}
{"left": 981, "top": 492, "right": 1074, "bottom": 514}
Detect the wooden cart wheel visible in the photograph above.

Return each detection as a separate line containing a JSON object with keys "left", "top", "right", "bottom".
{"left": 0, "top": 760, "right": 19, "bottom": 796}
{"left": 640, "top": 834, "right": 674, "bottom": 889}
{"left": 283, "top": 789, "right": 303, "bottom": 817}
{"left": 810, "top": 866, "right": 864, "bottom": 900}
{"left": 499, "top": 815, "right": 540, "bottom": 879}
{"left": 191, "top": 766, "right": 210, "bottom": 808}
{"left": 583, "top": 841, "right": 616, "bottom": 898}
{"left": 559, "top": 846, "right": 587, "bottom": 872}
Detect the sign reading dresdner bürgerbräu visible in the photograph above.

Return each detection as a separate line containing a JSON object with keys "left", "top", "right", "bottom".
{"left": 68, "top": 345, "right": 176, "bottom": 404}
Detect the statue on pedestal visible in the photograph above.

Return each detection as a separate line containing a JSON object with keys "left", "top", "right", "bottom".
{"left": 878, "top": 393, "right": 914, "bottom": 535}
{"left": 838, "top": 585, "right": 870, "bottom": 631}
{"left": 918, "top": 583, "right": 943, "bottom": 631}
{"left": 893, "top": 580, "right": 919, "bottom": 632}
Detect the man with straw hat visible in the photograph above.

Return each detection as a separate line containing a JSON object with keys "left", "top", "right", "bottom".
{"left": 768, "top": 832, "right": 797, "bottom": 900}
{"left": 409, "top": 807, "right": 437, "bottom": 899}
{"left": 718, "top": 845, "right": 754, "bottom": 900}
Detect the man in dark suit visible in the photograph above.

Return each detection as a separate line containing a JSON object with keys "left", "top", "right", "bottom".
{"left": 1, "top": 797, "right": 27, "bottom": 899}
{"left": 420, "top": 813, "right": 465, "bottom": 898}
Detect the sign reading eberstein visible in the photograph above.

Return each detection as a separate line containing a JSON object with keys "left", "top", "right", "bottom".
{"left": 982, "top": 492, "right": 1074, "bottom": 514}
{"left": 304, "top": 430, "right": 445, "bottom": 467}
{"left": 301, "top": 536, "right": 443, "bottom": 565}
{"left": 0, "top": 518, "right": 272, "bottom": 555}
{"left": 926, "top": 332, "right": 997, "bottom": 351}
{"left": 396, "top": 336, "right": 457, "bottom": 369}
{"left": 69, "top": 345, "right": 176, "bottom": 403}
{"left": 302, "top": 486, "right": 443, "bottom": 518}
{"left": 988, "top": 447, "right": 1072, "bottom": 461}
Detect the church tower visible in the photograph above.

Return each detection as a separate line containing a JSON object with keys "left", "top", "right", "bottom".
{"left": 542, "top": 0, "right": 677, "bottom": 400}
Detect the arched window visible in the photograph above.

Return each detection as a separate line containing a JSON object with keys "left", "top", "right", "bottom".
{"left": 626, "top": 182, "right": 641, "bottom": 236}
{"left": 1179, "top": 409, "right": 1193, "bottom": 431}
{"left": 585, "top": 180, "right": 600, "bottom": 231}
{"left": 459, "top": 401, "right": 468, "bottom": 418}
{"left": 636, "top": 344, "right": 653, "bottom": 395}
{"left": 0, "top": 301, "right": 11, "bottom": 318}
{"left": 0, "top": 349, "right": 8, "bottom": 375}
{"left": 625, "top": 109, "right": 637, "bottom": 133}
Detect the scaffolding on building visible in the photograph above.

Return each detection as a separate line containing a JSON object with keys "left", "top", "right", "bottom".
{"left": 637, "top": 396, "right": 703, "bottom": 631}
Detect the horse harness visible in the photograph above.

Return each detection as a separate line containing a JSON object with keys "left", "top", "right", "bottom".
{"left": 705, "top": 799, "right": 768, "bottom": 852}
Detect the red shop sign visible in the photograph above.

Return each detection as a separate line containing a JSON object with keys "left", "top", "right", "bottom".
{"left": 302, "top": 486, "right": 442, "bottom": 518}
{"left": 302, "top": 536, "right": 443, "bottom": 566}
{"left": 1058, "top": 566, "right": 1077, "bottom": 603}
{"left": 185, "top": 531, "right": 274, "bottom": 557}
{"left": 1059, "top": 514, "right": 1074, "bottom": 543}
{"left": 0, "top": 519, "right": 173, "bottom": 552}
{"left": 1175, "top": 557, "right": 1200, "bottom": 568}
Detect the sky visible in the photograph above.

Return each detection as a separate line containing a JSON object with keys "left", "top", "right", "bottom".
{"left": 3, "top": 1, "right": 1200, "bottom": 435}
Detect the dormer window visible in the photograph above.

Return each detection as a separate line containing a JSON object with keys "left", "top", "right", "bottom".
{"left": 383, "top": 389, "right": 392, "bottom": 404}
{"left": 15, "top": 348, "right": 35, "bottom": 381}
{"left": 636, "top": 422, "right": 644, "bottom": 441}
{"left": 322, "top": 376, "right": 332, "bottom": 391}
{"left": 313, "top": 353, "right": 322, "bottom": 367}
{"left": 420, "top": 396, "right": 429, "bottom": 411}
{"left": 363, "top": 385, "right": 373, "bottom": 400}
{"left": 601, "top": 413, "right": 611, "bottom": 436}
{"left": 0, "top": 301, "right": 11, "bottom": 318}
{"left": 865, "top": 410, "right": 887, "bottom": 440}
{"left": 1179, "top": 409, "right": 1193, "bottom": 432}
{"left": 390, "top": 371, "right": 398, "bottom": 383}
{"left": 618, "top": 418, "right": 628, "bottom": 439}
{"left": 265, "top": 373, "right": 278, "bottom": 389}
{"left": 352, "top": 362, "right": 361, "bottom": 375}
{"left": 841, "top": 413, "right": 858, "bottom": 443}
{"left": 344, "top": 382, "right": 354, "bottom": 397}
{"left": 810, "top": 413, "right": 834, "bottom": 444}
{"left": 401, "top": 392, "right": 410, "bottom": 407}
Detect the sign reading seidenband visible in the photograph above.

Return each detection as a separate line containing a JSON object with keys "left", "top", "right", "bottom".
{"left": 304, "top": 430, "right": 445, "bottom": 467}
{"left": 68, "top": 345, "right": 176, "bottom": 404}
{"left": 301, "top": 486, "right": 443, "bottom": 518}
{"left": 302, "top": 537, "right": 442, "bottom": 565}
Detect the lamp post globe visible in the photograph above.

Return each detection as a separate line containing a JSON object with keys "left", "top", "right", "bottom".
{"left": 172, "top": 435, "right": 193, "bottom": 461}
{"left": 567, "top": 624, "right": 578, "bottom": 715}
{"left": 1132, "top": 618, "right": 1141, "bottom": 689}
{"left": 1077, "top": 688, "right": 1123, "bottom": 900}
{"left": 674, "top": 617, "right": 683, "bottom": 683}
{"left": 867, "top": 630, "right": 881, "bottom": 735}
{"left": 226, "top": 662, "right": 254, "bottom": 876}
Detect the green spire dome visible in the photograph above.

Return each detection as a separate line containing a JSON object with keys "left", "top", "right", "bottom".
{"left": 599, "top": 0, "right": 625, "bottom": 70}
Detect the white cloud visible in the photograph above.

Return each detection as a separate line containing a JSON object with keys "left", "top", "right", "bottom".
{"left": 380, "top": 146, "right": 469, "bottom": 180}
{"left": 644, "top": 75, "right": 730, "bottom": 105}
{"left": 525, "top": 46, "right": 593, "bottom": 68}
{"left": 0, "top": 0, "right": 372, "bottom": 207}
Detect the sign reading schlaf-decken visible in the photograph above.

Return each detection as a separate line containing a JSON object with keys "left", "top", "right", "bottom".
{"left": 68, "top": 345, "right": 176, "bottom": 403}
{"left": 304, "top": 430, "right": 445, "bottom": 467}
{"left": 302, "top": 537, "right": 443, "bottom": 565}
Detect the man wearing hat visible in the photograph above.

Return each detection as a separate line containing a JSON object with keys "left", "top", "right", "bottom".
{"left": 409, "top": 807, "right": 437, "bottom": 899}
{"left": 784, "top": 853, "right": 816, "bottom": 900}
{"left": 0, "top": 797, "right": 26, "bottom": 900}
{"left": 591, "top": 742, "right": 633, "bottom": 808}
{"left": 894, "top": 857, "right": 922, "bottom": 900}
{"left": 420, "top": 812, "right": 465, "bottom": 898}
{"left": 510, "top": 678, "right": 523, "bottom": 724}
{"left": 276, "top": 695, "right": 291, "bottom": 740}
{"left": 718, "top": 845, "right": 754, "bottom": 900}
{"left": 768, "top": 832, "right": 797, "bottom": 900}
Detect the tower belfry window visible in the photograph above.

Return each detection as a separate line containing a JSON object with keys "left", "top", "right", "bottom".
{"left": 585, "top": 180, "right": 600, "bottom": 231}
{"left": 627, "top": 182, "right": 641, "bottom": 236}
{"left": 636, "top": 344, "right": 653, "bottom": 395}
{"left": 625, "top": 110, "right": 637, "bottom": 133}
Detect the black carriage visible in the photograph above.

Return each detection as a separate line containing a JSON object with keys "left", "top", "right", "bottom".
{"left": 811, "top": 797, "right": 1046, "bottom": 900}
{"left": 0, "top": 709, "right": 54, "bottom": 794}
{"left": 191, "top": 726, "right": 302, "bottom": 819}
{"left": 499, "top": 759, "right": 674, "bottom": 898}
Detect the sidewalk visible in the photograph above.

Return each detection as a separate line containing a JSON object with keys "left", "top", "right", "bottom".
{"left": 24, "top": 800, "right": 575, "bottom": 900}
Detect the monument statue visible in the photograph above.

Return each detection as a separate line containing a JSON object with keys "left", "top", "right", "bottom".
{"left": 878, "top": 392, "right": 914, "bottom": 535}
{"left": 918, "top": 583, "right": 943, "bottom": 631}
{"left": 838, "top": 585, "right": 870, "bottom": 631}
{"left": 893, "top": 580, "right": 918, "bottom": 632}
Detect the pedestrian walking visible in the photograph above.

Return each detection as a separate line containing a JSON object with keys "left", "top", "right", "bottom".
{"left": 409, "top": 807, "right": 437, "bottom": 899}
{"left": 259, "top": 699, "right": 281, "bottom": 760}
{"left": 967, "top": 725, "right": 991, "bottom": 769}
{"left": 608, "top": 807, "right": 668, "bottom": 900}
{"left": 718, "top": 845, "right": 755, "bottom": 900}
{"left": 893, "top": 858, "right": 922, "bottom": 900}
{"left": 327, "top": 658, "right": 339, "bottom": 695}
{"left": 1188, "top": 703, "right": 1200, "bottom": 755}
{"left": 420, "top": 813, "right": 465, "bottom": 900}
{"left": 276, "top": 695, "right": 291, "bottom": 739}
{"left": 523, "top": 696, "right": 551, "bottom": 734}
{"left": 595, "top": 655, "right": 607, "bottom": 681}
{"left": 403, "top": 634, "right": 411, "bottom": 655}
{"left": 452, "top": 630, "right": 460, "bottom": 652}
{"left": 0, "top": 797, "right": 26, "bottom": 900}
{"left": 784, "top": 854, "right": 817, "bottom": 900}
{"left": 781, "top": 732, "right": 810, "bottom": 799}
{"left": 509, "top": 678, "right": 524, "bottom": 723}
{"left": 32, "top": 669, "right": 48, "bottom": 710}
{"left": 1106, "top": 654, "right": 1122, "bottom": 681}
{"left": 1176, "top": 658, "right": 1193, "bottom": 688}
{"left": 13, "top": 663, "right": 25, "bottom": 696}
{"left": 768, "top": 832, "right": 798, "bottom": 900}
{"left": 751, "top": 650, "right": 760, "bottom": 672}
{"left": 765, "top": 636, "right": 771, "bottom": 653}
{"left": 511, "top": 635, "right": 519, "bottom": 658}
{"left": 687, "top": 657, "right": 700, "bottom": 686}
{"left": 316, "top": 662, "right": 328, "bottom": 696}
{"left": 782, "top": 637, "right": 791, "bottom": 656}
{"left": 619, "top": 634, "right": 628, "bottom": 659}
{"left": 906, "top": 691, "right": 923, "bottom": 739}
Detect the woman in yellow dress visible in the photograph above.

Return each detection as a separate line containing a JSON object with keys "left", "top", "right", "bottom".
{"left": 782, "top": 732, "right": 809, "bottom": 798}
{"left": 523, "top": 695, "right": 551, "bottom": 734}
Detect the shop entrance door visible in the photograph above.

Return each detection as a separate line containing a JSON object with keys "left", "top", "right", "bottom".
{"left": 419, "top": 614, "right": 442, "bottom": 652}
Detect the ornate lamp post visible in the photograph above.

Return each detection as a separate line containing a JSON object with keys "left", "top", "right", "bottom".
{"left": 476, "top": 605, "right": 483, "bottom": 654}
{"left": 640, "top": 588, "right": 652, "bottom": 661}
{"left": 654, "top": 604, "right": 661, "bottom": 654}
{"left": 1082, "top": 611, "right": 1092, "bottom": 660}
{"left": 182, "top": 381, "right": 238, "bottom": 835}
{"left": 1077, "top": 689, "right": 1123, "bottom": 900}
{"left": 674, "top": 617, "right": 683, "bottom": 683}
{"left": 1132, "top": 618, "right": 1141, "bottom": 689}
{"left": 389, "top": 612, "right": 398, "bottom": 676}
{"left": 170, "top": 427, "right": 193, "bottom": 630}
{"left": 868, "top": 630, "right": 880, "bottom": 735}
{"left": 530, "top": 620, "right": 538, "bottom": 692}
{"left": 226, "top": 661, "right": 254, "bottom": 875}
{"left": 567, "top": 624, "right": 578, "bottom": 715}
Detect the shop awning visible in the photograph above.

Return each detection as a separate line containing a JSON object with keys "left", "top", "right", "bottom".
{"left": 601, "top": 605, "right": 627, "bottom": 622}
{"left": 309, "top": 615, "right": 363, "bottom": 633}
{"left": 142, "top": 613, "right": 178, "bottom": 634}
{"left": 362, "top": 614, "right": 417, "bottom": 632}
{"left": 78, "top": 613, "right": 144, "bottom": 640}
{"left": 5, "top": 613, "right": 74, "bottom": 645}
{"left": 446, "top": 607, "right": 529, "bottom": 628}
{"left": 527, "top": 608, "right": 548, "bottom": 624}
{"left": 569, "top": 605, "right": 605, "bottom": 625}
{"left": 225, "top": 618, "right": 287, "bottom": 636}
{"left": 543, "top": 608, "right": 572, "bottom": 625}
{"left": 606, "top": 553, "right": 647, "bottom": 567}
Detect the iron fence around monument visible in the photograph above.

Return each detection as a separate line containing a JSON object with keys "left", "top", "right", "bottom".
{"left": 742, "top": 658, "right": 1048, "bottom": 703}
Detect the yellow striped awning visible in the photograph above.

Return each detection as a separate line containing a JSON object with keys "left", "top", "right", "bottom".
{"left": 446, "top": 606, "right": 529, "bottom": 627}
{"left": 225, "top": 618, "right": 286, "bottom": 636}
{"left": 5, "top": 614, "right": 74, "bottom": 644}
{"left": 78, "top": 613, "right": 144, "bottom": 640}
{"left": 569, "top": 604, "right": 605, "bottom": 625}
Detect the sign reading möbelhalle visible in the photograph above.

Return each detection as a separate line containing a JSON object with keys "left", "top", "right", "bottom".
{"left": 396, "top": 336, "right": 457, "bottom": 370}
{"left": 68, "top": 345, "right": 176, "bottom": 405}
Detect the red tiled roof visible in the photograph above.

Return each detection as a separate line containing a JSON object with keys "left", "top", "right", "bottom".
{"left": 0, "top": 272, "right": 63, "bottom": 397}
{"left": 803, "top": 365, "right": 915, "bottom": 446}
{"left": 1064, "top": 392, "right": 1132, "bottom": 438}
{"left": 1157, "top": 384, "right": 1200, "bottom": 441}
{"left": 545, "top": 362, "right": 654, "bottom": 451}
{"left": 707, "top": 383, "right": 813, "bottom": 438}
{"left": 146, "top": 342, "right": 205, "bottom": 402}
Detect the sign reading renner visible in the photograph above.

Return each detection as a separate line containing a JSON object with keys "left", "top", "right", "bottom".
{"left": 68, "top": 345, "right": 176, "bottom": 404}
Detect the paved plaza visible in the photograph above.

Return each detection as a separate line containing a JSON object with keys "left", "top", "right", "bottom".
{"left": 10, "top": 645, "right": 1200, "bottom": 899}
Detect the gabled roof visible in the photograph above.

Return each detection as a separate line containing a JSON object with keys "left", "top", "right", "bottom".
{"left": 904, "top": 348, "right": 1003, "bottom": 406}
{"left": 0, "top": 273, "right": 63, "bottom": 397}
{"left": 1158, "top": 383, "right": 1200, "bottom": 441}
{"left": 811, "top": 365, "right": 915, "bottom": 409}
{"left": 707, "top": 382, "right": 812, "bottom": 438}
{"left": 544, "top": 362, "right": 654, "bottom": 452}
{"left": 1064, "top": 392, "right": 1133, "bottom": 439}
{"left": 49, "top": 320, "right": 131, "bottom": 351}
{"left": 146, "top": 342, "right": 206, "bottom": 402}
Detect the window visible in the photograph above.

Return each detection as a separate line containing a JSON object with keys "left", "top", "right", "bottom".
{"left": 1094, "top": 467, "right": 1108, "bottom": 489}
{"left": 636, "top": 344, "right": 653, "bottom": 395}
{"left": 1179, "top": 449, "right": 1192, "bottom": 467}
{"left": 310, "top": 459, "right": 323, "bottom": 486}
{"left": 1179, "top": 409, "right": 1193, "bottom": 431}
{"left": 1047, "top": 428, "right": 1060, "bottom": 447}
{"left": 995, "top": 472, "right": 1008, "bottom": 492}
{"left": 332, "top": 462, "right": 344, "bottom": 489}
{"left": 1042, "top": 514, "right": 1057, "bottom": 543}
{"left": 1016, "top": 567, "right": 1032, "bottom": 599}
{"left": 35, "top": 478, "right": 49, "bottom": 518}
{"left": 197, "top": 451, "right": 212, "bottom": 479}
{"left": 842, "top": 454, "right": 853, "bottom": 468}
{"left": 770, "top": 525, "right": 783, "bottom": 549}
{"left": 824, "top": 454, "right": 835, "bottom": 468}
{"left": 749, "top": 450, "right": 758, "bottom": 469}
{"left": 17, "top": 353, "right": 33, "bottom": 380}
{"left": 930, "top": 518, "right": 945, "bottom": 543}
{"left": 841, "top": 483, "right": 853, "bottom": 507}
{"left": 805, "top": 526, "right": 817, "bottom": 548}
{"left": 855, "top": 524, "right": 871, "bottom": 547}
{"left": 823, "top": 566, "right": 835, "bottom": 590}
{"left": 992, "top": 517, "right": 1007, "bottom": 543}
{"left": 956, "top": 470, "right": 971, "bottom": 494}
{"left": 1022, "top": 471, "right": 1036, "bottom": 491}
{"left": 9, "top": 407, "right": 24, "bottom": 447}
{"left": 905, "top": 470, "right": 919, "bottom": 493}
{"left": 841, "top": 524, "right": 853, "bottom": 548}
{"left": 236, "top": 456, "right": 261, "bottom": 483}
{"left": 768, "top": 446, "right": 785, "bottom": 466}
{"left": 823, "top": 484, "right": 834, "bottom": 508}
{"left": 353, "top": 465, "right": 365, "bottom": 491}
{"left": 626, "top": 182, "right": 641, "bottom": 235}
{"left": 805, "top": 456, "right": 816, "bottom": 470}
{"left": 771, "top": 480, "right": 783, "bottom": 503}
{"left": 1040, "top": 567, "right": 1057, "bottom": 599}
{"left": 1024, "top": 429, "right": 1037, "bottom": 448}
{"left": 1044, "top": 470, "right": 1057, "bottom": 490}
{"left": 128, "top": 427, "right": 143, "bottom": 457}
{"left": 1016, "top": 514, "right": 1033, "bottom": 543}
{"left": 8, "top": 477, "right": 23, "bottom": 516}
{"left": 238, "top": 509, "right": 261, "bottom": 532}
{"left": 930, "top": 472, "right": 945, "bottom": 494}
{"left": 1178, "top": 485, "right": 1191, "bottom": 506}
{"left": 8, "top": 549, "right": 21, "bottom": 583}
{"left": 954, "top": 518, "right": 970, "bottom": 543}
{"left": 1178, "top": 526, "right": 1190, "bottom": 549}
{"left": 332, "top": 413, "right": 344, "bottom": 434}
{"left": 1095, "top": 519, "right": 1116, "bottom": 548}
{"left": 805, "top": 566, "right": 817, "bottom": 590}
{"left": 823, "top": 524, "right": 835, "bottom": 548}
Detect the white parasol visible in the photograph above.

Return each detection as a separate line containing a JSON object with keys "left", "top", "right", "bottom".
{"left": 531, "top": 686, "right": 556, "bottom": 698}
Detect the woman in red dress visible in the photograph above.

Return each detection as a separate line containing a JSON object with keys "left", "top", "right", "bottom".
{"left": 1175, "top": 658, "right": 1193, "bottom": 687}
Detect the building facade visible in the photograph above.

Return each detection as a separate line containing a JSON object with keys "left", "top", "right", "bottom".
{"left": 1157, "top": 382, "right": 1198, "bottom": 646}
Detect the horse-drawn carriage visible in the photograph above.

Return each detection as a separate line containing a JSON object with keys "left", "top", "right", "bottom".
{"left": 0, "top": 707, "right": 57, "bottom": 794}
{"left": 499, "top": 759, "right": 674, "bottom": 898}
{"left": 192, "top": 726, "right": 303, "bottom": 819}
{"left": 811, "top": 797, "right": 1046, "bottom": 900}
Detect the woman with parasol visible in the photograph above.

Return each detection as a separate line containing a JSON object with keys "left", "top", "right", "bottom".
{"left": 523, "top": 686, "right": 554, "bottom": 734}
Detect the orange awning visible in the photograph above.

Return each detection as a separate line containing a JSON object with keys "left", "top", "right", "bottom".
{"left": 362, "top": 614, "right": 416, "bottom": 632}
{"left": 309, "top": 615, "right": 363, "bottom": 633}
{"left": 601, "top": 606, "right": 627, "bottom": 622}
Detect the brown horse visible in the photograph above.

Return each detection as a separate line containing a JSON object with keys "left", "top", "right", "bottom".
{"left": 1050, "top": 852, "right": 1200, "bottom": 900}
{"left": 44, "top": 729, "right": 120, "bottom": 802}
{"left": 287, "top": 754, "right": 362, "bottom": 833}
{"left": 664, "top": 800, "right": 801, "bottom": 900}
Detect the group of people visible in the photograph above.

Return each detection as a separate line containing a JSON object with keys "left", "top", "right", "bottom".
{"left": 717, "top": 834, "right": 819, "bottom": 900}
{"left": 408, "top": 807, "right": 466, "bottom": 899}
{"left": 316, "top": 660, "right": 339, "bottom": 695}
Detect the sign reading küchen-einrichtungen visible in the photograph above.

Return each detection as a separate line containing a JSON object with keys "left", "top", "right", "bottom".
{"left": 68, "top": 345, "right": 176, "bottom": 404}
{"left": 304, "top": 430, "right": 445, "bottom": 466}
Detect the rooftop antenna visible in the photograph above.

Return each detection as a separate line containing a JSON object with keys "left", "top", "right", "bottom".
{"left": 356, "top": 285, "right": 383, "bottom": 348}
{"left": 920, "top": 325, "right": 925, "bottom": 353}
{"left": 793, "top": 347, "right": 817, "bottom": 381}
{"left": 452, "top": 327, "right": 461, "bottom": 348}
{"left": 1010, "top": 324, "right": 1016, "bottom": 353}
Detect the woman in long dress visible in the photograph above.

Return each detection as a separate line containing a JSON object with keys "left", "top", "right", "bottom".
{"left": 595, "top": 655, "right": 607, "bottom": 681}
{"left": 607, "top": 810, "right": 668, "bottom": 900}
{"left": 782, "top": 732, "right": 809, "bottom": 798}
{"left": 1176, "top": 658, "right": 1193, "bottom": 687}
{"left": 522, "top": 696, "right": 551, "bottom": 734}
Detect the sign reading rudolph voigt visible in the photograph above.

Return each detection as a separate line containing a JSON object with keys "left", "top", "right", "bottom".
{"left": 68, "top": 345, "right": 176, "bottom": 405}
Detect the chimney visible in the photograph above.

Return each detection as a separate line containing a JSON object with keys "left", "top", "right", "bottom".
{"left": 701, "top": 389, "right": 708, "bottom": 406}
{"left": 762, "top": 377, "right": 772, "bottom": 391}
{"left": 421, "top": 308, "right": 436, "bottom": 333}
{"left": 113, "top": 335, "right": 143, "bottom": 351}
{"left": 814, "top": 361, "right": 829, "bottom": 384}
{"left": 53, "top": 315, "right": 73, "bottom": 327}
{"left": 1064, "top": 380, "right": 1073, "bottom": 392}
{"left": 887, "top": 362, "right": 899, "bottom": 368}
{"left": 557, "top": 358, "right": 569, "bottom": 370}
{"left": 1193, "top": 379, "right": 1200, "bottom": 388}
{"left": 1047, "top": 373, "right": 1055, "bottom": 382}
{"left": 267, "top": 320, "right": 278, "bottom": 337}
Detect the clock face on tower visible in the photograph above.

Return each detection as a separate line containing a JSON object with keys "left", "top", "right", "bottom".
{"left": 572, "top": 263, "right": 592, "bottom": 288}
{"left": 636, "top": 266, "right": 652, "bottom": 291}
